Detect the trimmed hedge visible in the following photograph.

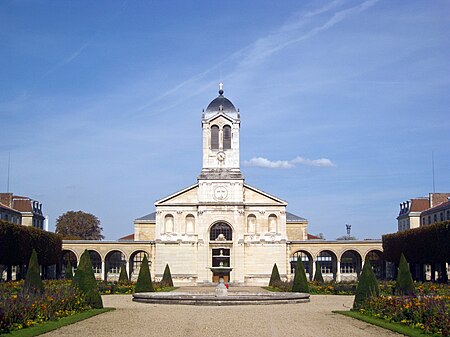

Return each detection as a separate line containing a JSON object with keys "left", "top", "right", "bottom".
{"left": 382, "top": 220, "right": 450, "bottom": 264}
{"left": 353, "top": 258, "right": 379, "bottom": 309}
{"left": 73, "top": 250, "right": 103, "bottom": 309}
{"left": 0, "top": 220, "right": 62, "bottom": 266}
{"left": 269, "top": 263, "right": 281, "bottom": 287}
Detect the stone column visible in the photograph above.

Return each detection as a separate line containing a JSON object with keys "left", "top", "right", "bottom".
{"left": 126, "top": 260, "right": 130, "bottom": 279}
{"left": 311, "top": 259, "right": 316, "bottom": 282}
{"left": 336, "top": 261, "right": 341, "bottom": 282}
{"left": 101, "top": 260, "right": 106, "bottom": 281}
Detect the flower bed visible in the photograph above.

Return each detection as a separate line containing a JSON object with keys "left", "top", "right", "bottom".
{"left": 358, "top": 295, "right": 450, "bottom": 336}
{"left": 0, "top": 280, "right": 89, "bottom": 334}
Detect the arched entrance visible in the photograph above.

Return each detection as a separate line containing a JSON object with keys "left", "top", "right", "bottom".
{"left": 290, "top": 250, "right": 314, "bottom": 281}
{"left": 88, "top": 250, "right": 102, "bottom": 279}
{"left": 209, "top": 222, "right": 233, "bottom": 283}
{"left": 129, "top": 250, "right": 150, "bottom": 281}
{"left": 105, "top": 250, "right": 126, "bottom": 281}
{"left": 340, "top": 250, "right": 362, "bottom": 281}
{"left": 317, "top": 250, "right": 338, "bottom": 281}
{"left": 366, "top": 250, "right": 385, "bottom": 279}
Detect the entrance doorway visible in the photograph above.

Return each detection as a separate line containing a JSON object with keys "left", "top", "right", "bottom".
{"left": 212, "top": 248, "right": 230, "bottom": 282}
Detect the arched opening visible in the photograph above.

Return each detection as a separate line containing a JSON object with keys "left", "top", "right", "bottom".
{"left": 366, "top": 250, "right": 385, "bottom": 279}
{"left": 88, "top": 250, "right": 102, "bottom": 276}
{"left": 211, "top": 125, "right": 219, "bottom": 150}
{"left": 105, "top": 250, "right": 126, "bottom": 281}
{"left": 247, "top": 214, "right": 256, "bottom": 233}
{"left": 340, "top": 250, "right": 362, "bottom": 281}
{"left": 185, "top": 214, "right": 195, "bottom": 234}
{"left": 268, "top": 214, "right": 277, "bottom": 233}
{"left": 210, "top": 222, "right": 232, "bottom": 241}
{"left": 164, "top": 214, "right": 174, "bottom": 233}
{"left": 223, "top": 125, "right": 231, "bottom": 150}
{"left": 129, "top": 251, "right": 150, "bottom": 280}
{"left": 62, "top": 250, "right": 77, "bottom": 277}
{"left": 317, "top": 250, "right": 338, "bottom": 281}
{"left": 290, "top": 250, "right": 313, "bottom": 281}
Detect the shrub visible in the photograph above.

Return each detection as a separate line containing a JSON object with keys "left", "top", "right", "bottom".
{"left": 161, "top": 264, "right": 173, "bottom": 287}
{"left": 24, "top": 249, "right": 43, "bottom": 293}
{"left": 73, "top": 250, "right": 103, "bottom": 309}
{"left": 395, "top": 253, "right": 415, "bottom": 295}
{"left": 134, "top": 255, "right": 154, "bottom": 293}
{"left": 313, "top": 261, "right": 324, "bottom": 284}
{"left": 292, "top": 259, "right": 309, "bottom": 293}
{"left": 65, "top": 260, "right": 73, "bottom": 280}
{"left": 118, "top": 265, "right": 129, "bottom": 283}
{"left": 353, "top": 258, "right": 379, "bottom": 309}
{"left": 268, "top": 263, "right": 281, "bottom": 287}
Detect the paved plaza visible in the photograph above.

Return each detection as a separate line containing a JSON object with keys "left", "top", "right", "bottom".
{"left": 42, "top": 288, "right": 400, "bottom": 337}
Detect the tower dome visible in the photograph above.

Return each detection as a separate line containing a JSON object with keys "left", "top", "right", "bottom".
{"left": 204, "top": 83, "right": 237, "bottom": 116}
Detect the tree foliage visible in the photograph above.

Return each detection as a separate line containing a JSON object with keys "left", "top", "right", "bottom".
{"left": 55, "top": 211, "right": 104, "bottom": 240}
{"left": 24, "top": 249, "right": 44, "bottom": 293}
{"left": 65, "top": 260, "right": 73, "bottom": 280}
{"left": 292, "top": 259, "right": 309, "bottom": 293}
{"left": 73, "top": 250, "right": 103, "bottom": 309}
{"left": 118, "top": 265, "right": 129, "bottom": 283}
{"left": 134, "top": 255, "right": 154, "bottom": 293}
{"left": 383, "top": 220, "right": 450, "bottom": 264}
{"left": 353, "top": 258, "right": 379, "bottom": 309}
{"left": 395, "top": 253, "right": 415, "bottom": 296}
{"left": 269, "top": 263, "right": 281, "bottom": 287}
{"left": 313, "top": 261, "right": 324, "bottom": 284}
{"left": 0, "top": 220, "right": 62, "bottom": 266}
{"left": 161, "top": 264, "right": 174, "bottom": 287}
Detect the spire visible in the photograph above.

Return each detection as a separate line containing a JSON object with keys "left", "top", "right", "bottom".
{"left": 219, "top": 82, "right": 224, "bottom": 95}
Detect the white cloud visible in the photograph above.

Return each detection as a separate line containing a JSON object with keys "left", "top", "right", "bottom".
{"left": 243, "top": 156, "right": 336, "bottom": 169}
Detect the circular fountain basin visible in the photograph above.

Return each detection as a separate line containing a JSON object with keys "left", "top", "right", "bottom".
{"left": 132, "top": 291, "right": 310, "bottom": 306}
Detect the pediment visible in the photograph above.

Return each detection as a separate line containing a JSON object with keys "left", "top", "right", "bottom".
{"left": 206, "top": 113, "right": 237, "bottom": 124}
{"left": 243, "top": 184, "right": 287, "bottom": 206}
{"left": 155, "top": 184, "right": 199, "bottom": 206}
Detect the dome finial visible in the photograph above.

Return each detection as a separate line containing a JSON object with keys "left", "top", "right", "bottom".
{"left": 219, "top": 82, "right": 224, "bottom": 95}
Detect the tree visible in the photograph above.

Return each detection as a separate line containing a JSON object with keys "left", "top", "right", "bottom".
{"left": 161, "top": 264, "right": 173, "bottom": 287}
{"left": 336, "top": 235, "right": 357, "bottom": 240}
{"left": 269, "top": 263, "right": 281, "bottom": 287}
{"left": 118, "top": 265, "right": 129, "bottom": 283}
{"left": 313, "top": 261, "right": 324, "bottom": 284}
{"left": 353, "top": 258, "right": 379, "bottom": 309}
{"left": 395, "top": 253, "right": 415, "bottom": 296}
{"left": 292, "top": 259, "right": 309, "bottom": 293}
{"left": 24, "top": 249, "right": 43, "bottom": 293}
{"left": 65, "top": 260, "right": 73, "bottom": 280}
{"left": 73, "top": 250, "right": 103, "bottom": 309}
{"left": 134, "top": 255, "right": 154, "bottom": 293}
{"left": 55, "top": 211, "right": 104, "bottom": 240}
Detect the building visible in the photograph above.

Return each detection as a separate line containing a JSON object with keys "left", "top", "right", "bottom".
{"left": 0, "top": 202, "right": 22, "bottom": 224}
{"left": 62, "top": 85, "right": 383, "bottom": 285}
{"left": 397, "top": 193, "right": 450, "bottom": 231}
{"left": 0, "top": 193, "right": 45, "bottom": 229}
{"left": 421, "top": 200, "right": 450, "bottom": 226}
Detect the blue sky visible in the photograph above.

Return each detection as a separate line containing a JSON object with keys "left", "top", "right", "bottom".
{"left": 1, "top": 0, "right": 449, "bottom": 240}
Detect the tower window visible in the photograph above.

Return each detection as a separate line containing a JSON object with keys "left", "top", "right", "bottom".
{"left": 223, "top": 125, "right": 231, "bottom": 150}
{"left": 211, "top": 125, "right": 219, "bottom": 150}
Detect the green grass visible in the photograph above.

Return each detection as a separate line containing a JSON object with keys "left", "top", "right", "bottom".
{"left": 0, "top": 308, "right": 114, "bottom": 337}
{"left": 334, "top": 310, "right": 440, "bottom": 337}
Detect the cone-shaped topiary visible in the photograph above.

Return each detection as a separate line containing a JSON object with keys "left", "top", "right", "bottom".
{"left": 395, "top": 253, "right": 415, "bottom": 296}
{"left": 313, "top": 261, "right": 324, "bottom": 284}
{"left": 292, "top": 259, "right": 309, "bottom": 293}
{"left": 353, "top": 257, "right": 379, "bottom": 309}
{"left": 269, "top": 263, "right": 281, "bottom": 287}
{"left": 24, "top": 249, "right": 43, "bottom": 293}
{"left": 118, "top": 265, "right": 129, "bottom": 283}
{"left": 161, "top": 264, "right": 174, "bottom": 287}
{"left": 134, "top": 255, "right": 154, "bottom": 293}
{"left": 73, "top": 250, "right": 103, "bottom": 308}
{"left": 65, "top": 260, "right": 73, "bottom": 280}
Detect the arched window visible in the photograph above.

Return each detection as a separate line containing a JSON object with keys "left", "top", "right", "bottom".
{"left": 268, "top": 214, "right": 277, "bottom": 233}
{"left": 210, "top": 222, "right": 232, "bottom": 241}
{"left": 211, "top": 125, "right": 219, "bottom": 150}
{"left": 185, "top": 214, "right": 195, "bottom": 234}
{"left": 88, "top": 250, "right": 102, "bottom": 274}
{"left": 165, "top": 214, "right": 174, "bottom": 233}
{"left": 247, "top": 214, "right": 256, "bottom": 233}
{"left": 223, "top": 125, "right": 231, "bottom": 150}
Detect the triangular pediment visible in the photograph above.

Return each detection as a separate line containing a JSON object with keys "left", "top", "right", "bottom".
{"left": 243, "top": 184, "right": 287, "bottom": 206}
{"left": 155, "top": 183, "right": 199, "bottom": 206}
{"left": 206, "top": 112, "right": 237, "bottom": 124}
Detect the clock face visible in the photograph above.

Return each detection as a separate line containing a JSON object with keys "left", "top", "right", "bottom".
{"left": 217, "top": 151, "right": 226, "bottom": 162}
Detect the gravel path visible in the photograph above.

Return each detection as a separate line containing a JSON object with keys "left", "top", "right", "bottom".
{"left": 42, "top": 289, "right": 400, "bottom": 337}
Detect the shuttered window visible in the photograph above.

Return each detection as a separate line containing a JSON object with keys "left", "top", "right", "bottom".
{"left": 223, "top": 125, "right": 231, "bottom": 150}
{"left": 211, "top": 125, "right": 219, "bottom": 149}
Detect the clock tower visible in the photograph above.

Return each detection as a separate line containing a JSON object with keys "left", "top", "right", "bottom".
{"left": 198, "top": 84, "right": 244, "bottom": 203}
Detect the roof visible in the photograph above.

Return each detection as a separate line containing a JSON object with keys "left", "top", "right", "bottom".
{"left": 205, "top": 93, "right": 237, "bottom": 114}
{"left": 422, "top": 200, "right": 450, "bottom": 215}
{"left": 0, "top": 202, "right": 22, "bottom": 214}
{"left": 286, "top": 211, "right": 307, "bottom": 222}
{"left": 135, "top": 211, "right": 156, "bottom": 221}
{"left": 118, "top": 233, "right": 135, "bottom": 241}
{"left": 410, "top": 198, "right": 430, "bottom": 212}
{"left": 12, "top": 199, "right": 32, "bottom": 212}
{"left": 307, "top": 233, "right": 322, "bottom": 240}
